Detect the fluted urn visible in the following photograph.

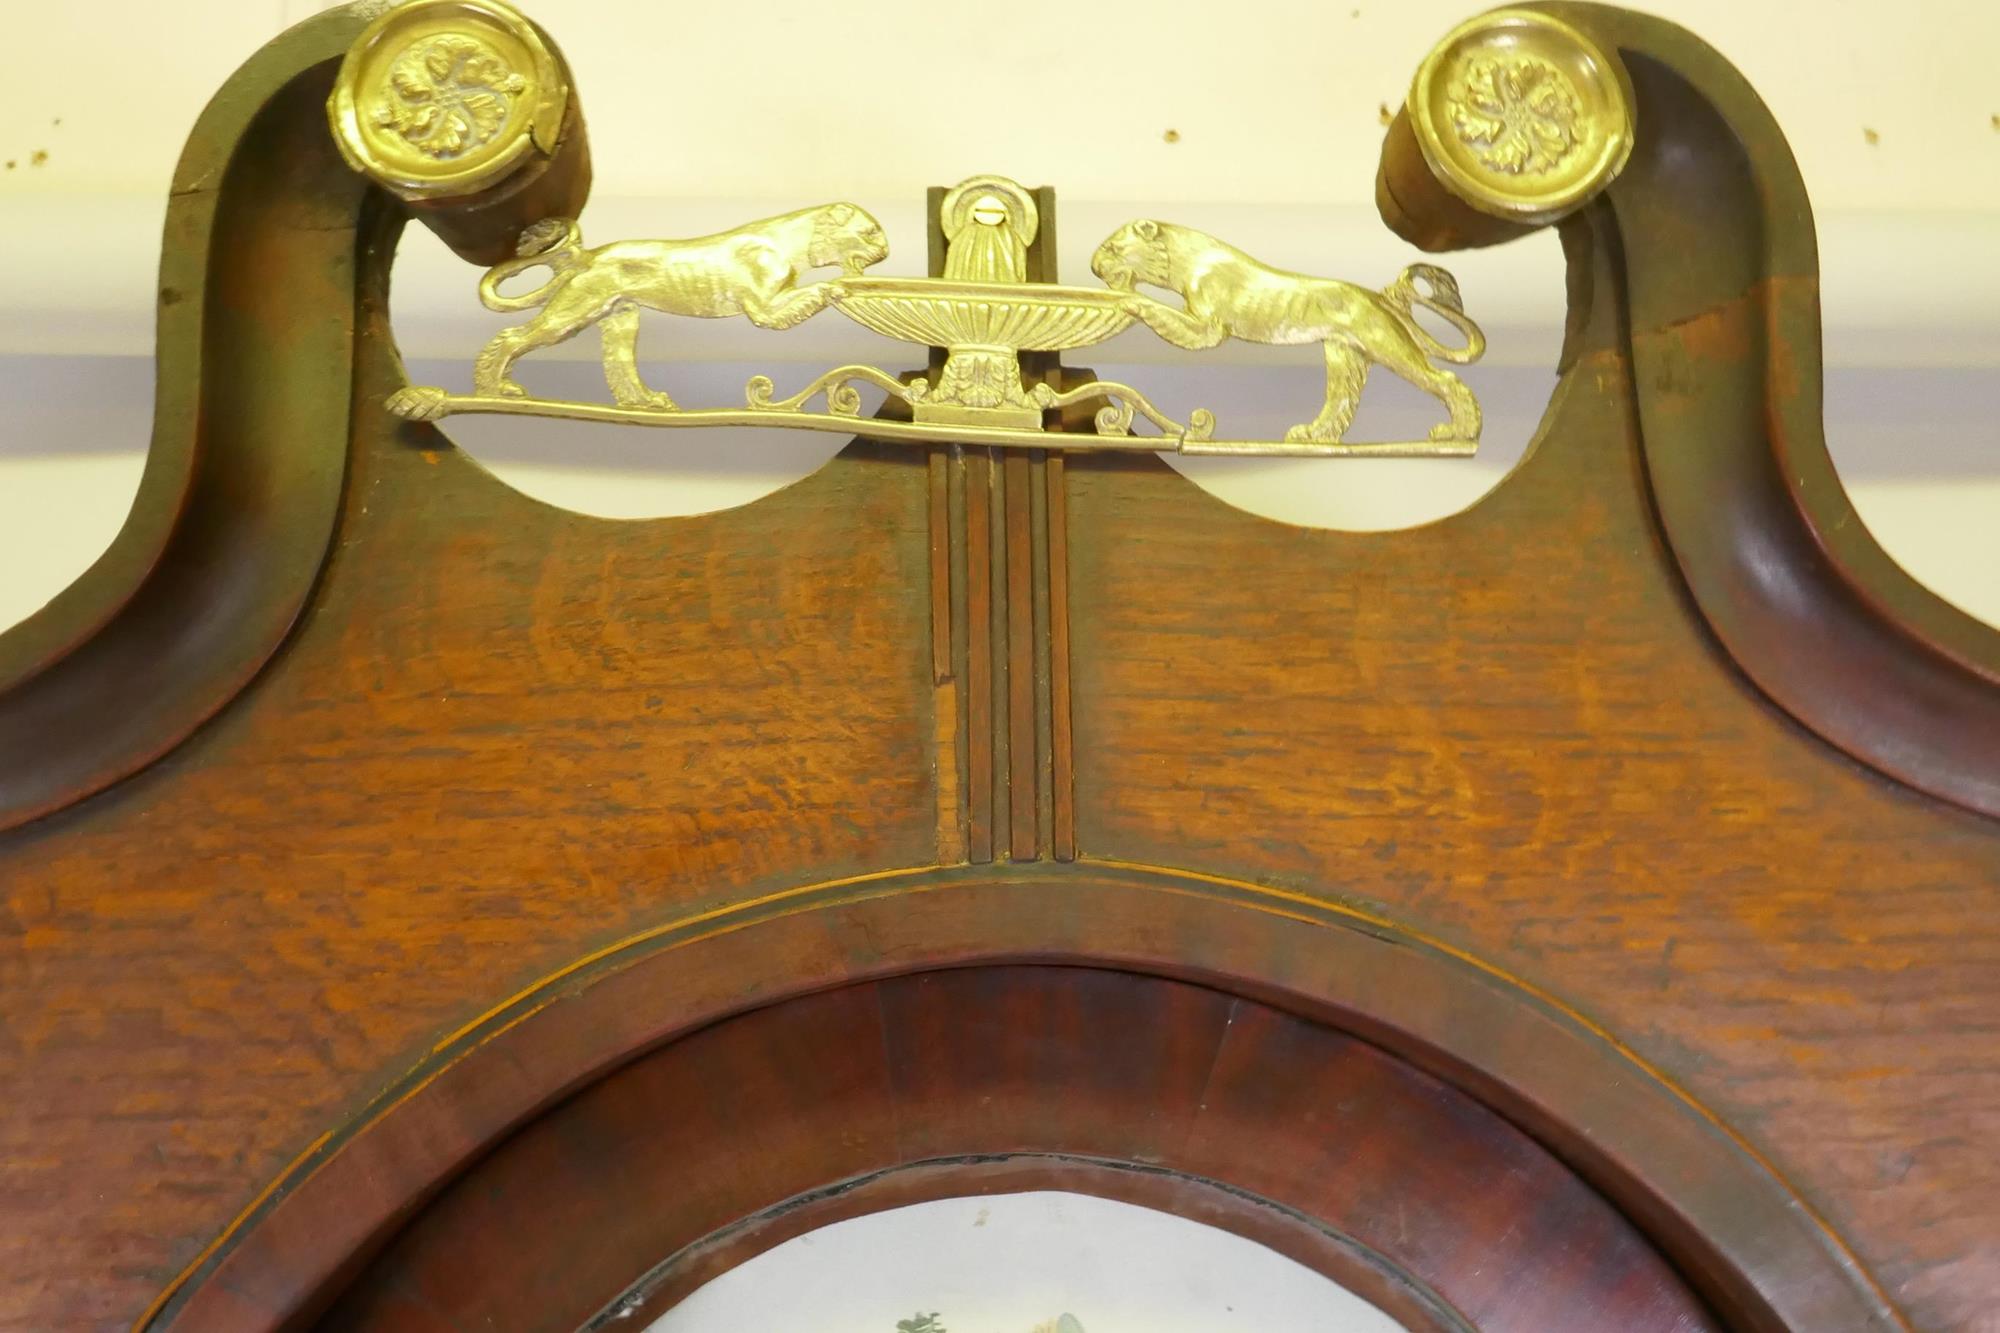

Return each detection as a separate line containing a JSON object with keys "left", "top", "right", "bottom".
{"left": 827, "top": 174, "right": 1132, "bottom": 426}
{"left": 834, "top": 278, "right": 1134, "bottom": 425}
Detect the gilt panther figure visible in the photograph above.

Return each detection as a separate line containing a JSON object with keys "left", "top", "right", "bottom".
{"left": 1092, "top": 219, "right": 1485, "bottom": 443}
{"left": 468, "top": 203, "right": 888, "bottom": 409}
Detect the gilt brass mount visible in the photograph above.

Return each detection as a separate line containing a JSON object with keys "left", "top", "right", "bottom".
{"left": 1408, "top": 8, "right": 1635, "bottom": 223}
{"left": 336, "top": 1, "right": 1508, "bottom": 458}
{"left": 329, "top": 0, "right": 569, "bottom": 202}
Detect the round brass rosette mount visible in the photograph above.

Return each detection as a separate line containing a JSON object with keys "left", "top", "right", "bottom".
{"left": 328, "top": 0, "right": 569, "bottom": 202}
{"left": 1407, "top": 8, "right": 1635, "bottom": 224}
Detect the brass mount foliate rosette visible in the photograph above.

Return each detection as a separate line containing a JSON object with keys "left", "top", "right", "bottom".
{"left": 329, "top": 0, "right": 590, "bottom": 264}
{"left": 1403, "top": 7, "right": 1636, "bottom": 225}
{"left": 326, "top": 1, "right": 1522, "bottom": 459}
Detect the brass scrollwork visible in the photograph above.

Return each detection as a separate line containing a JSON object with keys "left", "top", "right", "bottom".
{"left": 384, "top": 172, "right": 1488, "bottom": 459}
{"left": 327, "top": 0, "right": 1510, "bottom": 457}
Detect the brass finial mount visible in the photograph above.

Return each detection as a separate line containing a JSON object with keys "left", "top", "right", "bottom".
{"left": 328, "top": 0, "right": 591, "bottom": 264}
{"left": 1406, "top": 8, "right": 1635, "bottom": 224}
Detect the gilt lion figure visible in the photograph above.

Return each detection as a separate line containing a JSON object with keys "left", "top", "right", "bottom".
{"left": 1091, "top": 219, "right": 1485, "bottom": 443}
{"left": 469, "top": 203, "right": 888, "bottom": 409}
